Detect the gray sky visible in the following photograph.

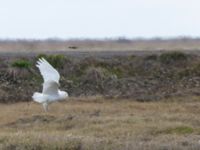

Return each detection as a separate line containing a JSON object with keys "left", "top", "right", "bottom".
{"left": 0, "top": 0, "right": 200, "bottom": 39}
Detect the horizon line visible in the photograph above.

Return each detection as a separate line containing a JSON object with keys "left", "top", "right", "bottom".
{"left": 0, "top": 35, "right": 200, "bottom": 41}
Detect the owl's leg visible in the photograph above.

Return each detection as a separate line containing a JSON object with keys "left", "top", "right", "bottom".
{"left": 42, "top": 102, "right": 48, "bottom": 112}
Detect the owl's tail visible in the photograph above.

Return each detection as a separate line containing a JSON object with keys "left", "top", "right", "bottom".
{"left": 32, "top": 92, "right": 46, "bottom": 103}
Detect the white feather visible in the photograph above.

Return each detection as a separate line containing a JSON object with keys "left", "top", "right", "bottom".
{"left": 36, "top": 58, "right": 60, "bottom": 83}
{"left": 32, "top": 58, "right": 68, "bottom": 111}
{"left": 32, "top": 92, "right": 47, "bottom": 103}
{"left": 42, "top": 81, "right": 59, "bottom": 96}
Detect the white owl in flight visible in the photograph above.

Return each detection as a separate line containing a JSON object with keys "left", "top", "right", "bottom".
{"left": 32, "top": 58, "right": 68, "bottom": 111}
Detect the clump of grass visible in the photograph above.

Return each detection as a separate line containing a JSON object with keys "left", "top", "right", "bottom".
{"left": 7, "top": 59, "right": 34, "bottom": 81}
{"left": 158, "top": 126, "right": 194, "bottom": 134}
{"left": 78, "top": 67, "right": 113, "bottom": 93}
{"left": 177, "top": 68, "right": 191, "bottom": 79}
{"left": 145, "top": 54, "right": 158, "bottom": 60}
{"left": 177, "top": 62, "right": 200, "bottom": 78}
{"left": 108, "top": 67, "right": 123, "bottom": 78}
{"left": 190, "top": 63, "right": 200, "bottom": 76}
{"left": 159, "top": 51, "right": 187, "bottom": 64}
{"left": 128, "top": 55, "right": 136, "bottom": 60}
{"left": 83, "top": 66, "right": 111, "bottom": 82}
{"left": 74, "top": 58, "right": 109, "bottom": 78}
{"left": 37, "top": 54, "right": 67, "bottom": 69}
{"left": 11, "top": 59, "right": 32, "bottom": 69}
{"left": 74, "top": 57, "right": 125, "bottom": 78}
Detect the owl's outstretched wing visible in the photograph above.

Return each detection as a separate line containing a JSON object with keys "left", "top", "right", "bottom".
{"left": 36, "top": 58, "right": 60, "bottom": 84}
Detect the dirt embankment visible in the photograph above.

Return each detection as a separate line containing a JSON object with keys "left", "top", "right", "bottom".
{"left": 1, "top": 51, "right": 200, "bottom": 102}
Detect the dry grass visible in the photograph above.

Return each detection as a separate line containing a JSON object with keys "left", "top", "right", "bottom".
{"left": 1, "top": 38, "right": 200, "bottom": 53}
{"left": 1, "top": 97, "right": 200, "bottom": 149}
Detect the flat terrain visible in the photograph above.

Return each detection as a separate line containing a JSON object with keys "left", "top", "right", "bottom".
{"left": 1, "top": 38, "right": 200, "bottom": 53}
{"left": 1, "top": 39, "right": 200, "bottom": 149}
{"left": 1, "top": 38, "right": 200, "bottom": 59}
{"left": 1, "top": 97, "right": 200, "bottom": 149}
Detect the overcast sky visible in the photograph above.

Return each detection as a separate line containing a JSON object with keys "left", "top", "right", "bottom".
{"left": 0, "top": 0, "right": 200, "bottom": 39}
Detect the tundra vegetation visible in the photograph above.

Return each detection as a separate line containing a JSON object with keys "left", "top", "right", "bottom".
{"left": 1, "top": 98, "right": 200, "bottom": 149}
{"left": 0, "top": 51, "right": 200, "bottom": 102}
{"left": 1, "top": 51, "right": 200, "bottom": 149}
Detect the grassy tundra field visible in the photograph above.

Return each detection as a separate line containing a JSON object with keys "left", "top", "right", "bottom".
{"left": 0, "top": 97, "right": 200, "bottom": 150}
{"left": 1, "top": 39, "right": 200, "bottom": 149}
{"left": 1, "top": 98, "right": 200, "bottom": 149}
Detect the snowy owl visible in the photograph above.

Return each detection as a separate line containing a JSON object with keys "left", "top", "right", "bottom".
{"left": 32, "top": 58, "right": 68, "bottom": 111}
